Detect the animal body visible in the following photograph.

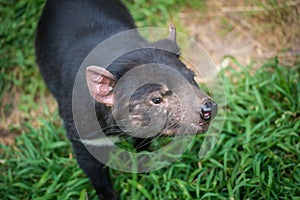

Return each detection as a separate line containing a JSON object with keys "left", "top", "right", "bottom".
{"left": 35, "top": 0, "right": 217, "bottom": 199}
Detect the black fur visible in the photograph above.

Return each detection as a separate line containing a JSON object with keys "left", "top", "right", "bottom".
{"left": 35, "top": 1, "right": 205, "bottom": 199}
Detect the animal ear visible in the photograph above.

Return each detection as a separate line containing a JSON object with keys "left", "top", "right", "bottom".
{"left": 167, "top": 23, "right": 176, "bottom": 42}
{"left": 86, "top": 65, "right": 116, "bottom": 106}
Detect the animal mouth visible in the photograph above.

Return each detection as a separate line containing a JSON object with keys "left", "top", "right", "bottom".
{"left": 192, "top": 121, "right": 210, "bottom": 134}
{"left": 159, "top": 120, "right": 210, "bottom": 136}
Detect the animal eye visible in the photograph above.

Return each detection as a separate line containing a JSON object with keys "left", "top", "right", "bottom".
{"left": 151, "top": 97, "right": 163, "bottom": 104}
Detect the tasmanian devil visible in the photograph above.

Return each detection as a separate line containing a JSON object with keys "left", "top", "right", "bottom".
{"left": 35, "top": 0, "right": 217, "bottom": 199}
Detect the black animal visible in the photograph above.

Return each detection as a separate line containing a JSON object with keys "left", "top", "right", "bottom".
{"left": 35, "top": 0, "right": 217, "bottom": 199}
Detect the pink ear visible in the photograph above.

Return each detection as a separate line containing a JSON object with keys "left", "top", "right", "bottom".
{"left": 86, "top": 66, "right": 116, "bottom": 106}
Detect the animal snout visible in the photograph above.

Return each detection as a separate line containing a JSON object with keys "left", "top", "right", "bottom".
{"left": 199, "top": 99, "right": 217, "bottom": 121}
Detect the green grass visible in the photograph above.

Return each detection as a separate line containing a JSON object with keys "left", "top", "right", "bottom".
{"left": 0, "top": 114, "right": 96, "bottom": 199}
{"left": 1, "top": 0, "right": 300, "bottom": 200}
{"left": 1, "top": 58, "right": 299, "bottom": 199}
{"left": 111, "top": 59, "right": 300, "bottom": 200}
{"left": 124, "top": 0, "right": 205, "bottom": 27}
{"left": 0, "top": 0, "right": 47, "bottom": 125}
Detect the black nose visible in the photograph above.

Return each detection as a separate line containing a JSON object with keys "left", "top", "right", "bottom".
{"left": 200, "top": 101, "right": 212, "bottom": 120}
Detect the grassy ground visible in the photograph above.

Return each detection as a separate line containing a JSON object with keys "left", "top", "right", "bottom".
{"left": 0, "top": 0, "right": 299, "bottom": 199}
